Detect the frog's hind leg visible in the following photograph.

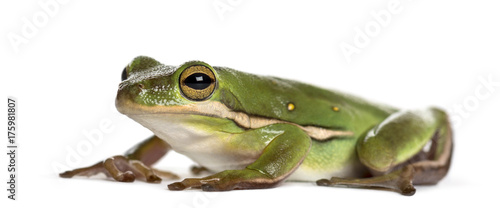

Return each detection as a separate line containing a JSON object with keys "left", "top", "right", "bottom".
{"left": 317, "top": 108, "right": 453, "bottom": 196}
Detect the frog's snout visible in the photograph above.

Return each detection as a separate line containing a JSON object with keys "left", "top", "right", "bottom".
{"left": 115, "top": 81, "right": 144, "bottom": 115}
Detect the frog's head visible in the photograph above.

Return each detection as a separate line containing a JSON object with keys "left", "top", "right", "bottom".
{"left": 116, "top": 56, "right": 249, "bottom": 152}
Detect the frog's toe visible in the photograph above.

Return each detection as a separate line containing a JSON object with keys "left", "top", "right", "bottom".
{"left": 145, "top": 174, "right": 162, "bottom": 183}
{"left": 59, "top": 161, "right": 106, "bottom": 179}
{"left": 115, "top": 171, "right": 136, "bottom": 182}
{"left": 168, "top": 182, "right": 188, "bottom": 191}
{"left": 316, "top": 177, "right": 345, "bottom": 186}
{"left": 59, "top": 170, "right": 75, "bottom": 178}
{"left": 401, "top": 184, "right": 416, "bottom": 196}
{"left": 316, "top": 179, "right": 332, "bottom": 186}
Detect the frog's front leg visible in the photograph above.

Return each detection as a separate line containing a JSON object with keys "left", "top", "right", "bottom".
{"left": 168, "top": 124, "right": 312, "bottom": 191}
{"left": 60, "top": 135, "right": 178, "bottom": 183}
{"left": 317, "top": 108, "right": 453, "bottom": 196}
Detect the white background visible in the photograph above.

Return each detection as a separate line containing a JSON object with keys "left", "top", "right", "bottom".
{"left": 2, "top": 0, "right": 500, "bottom": 207}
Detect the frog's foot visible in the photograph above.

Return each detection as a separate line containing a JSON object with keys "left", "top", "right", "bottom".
{"left": 168, "top": 169, "right": 278, "bottom": 191}
{"left": 190, "top": 166, "right": 210, "bottom": 175}
{"left": 59, "top": 155, "right": 178, "bottom": 183}
{"left": 316, "top": 166, "right": 416, "bottom": 196}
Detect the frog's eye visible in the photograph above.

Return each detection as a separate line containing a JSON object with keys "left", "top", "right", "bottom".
{"left": 121, "top": 67, "right": 128, "bottom": 81}
{"left": 179, "top": 65, "right": 216, "bottom": 101}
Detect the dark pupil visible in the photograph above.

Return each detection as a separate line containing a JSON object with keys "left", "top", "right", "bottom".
{"left": 185, "top": 73, "right": 212, "bottom": 90}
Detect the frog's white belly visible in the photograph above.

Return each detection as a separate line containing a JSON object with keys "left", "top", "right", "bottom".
{"left": 129, "top": 114, "right": 261, "bottom": 171}
{"left": 129, "top": 113, "right": 364, "bottom": 181}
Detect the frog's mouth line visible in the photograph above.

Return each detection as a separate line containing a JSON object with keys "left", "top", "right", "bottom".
{"left": 116, "top": 98, "right": 354, "bottom": 141}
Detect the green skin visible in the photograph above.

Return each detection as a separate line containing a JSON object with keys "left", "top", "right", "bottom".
{"left": 60, "top": 56, "right": 453, "bottom": 196}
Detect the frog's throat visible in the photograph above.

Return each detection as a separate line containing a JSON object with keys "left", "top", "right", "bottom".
{"left": 117, "top": 99, "right": 354, "bottom": 140}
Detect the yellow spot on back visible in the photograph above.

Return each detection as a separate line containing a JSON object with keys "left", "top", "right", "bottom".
{"left": 332, "top": 106, "right": 339, "bottom": 112}
{"left": 287, "top": 103, "right": 295, "bottom": 111}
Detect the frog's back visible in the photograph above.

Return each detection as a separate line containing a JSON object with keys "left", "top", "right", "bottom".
{"left": 215, "top": 67, "right": 397, "bottom": 134}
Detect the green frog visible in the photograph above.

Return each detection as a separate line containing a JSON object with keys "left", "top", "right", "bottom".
{"left": 60, "top": 56, "right": 453, "bottom": 196}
